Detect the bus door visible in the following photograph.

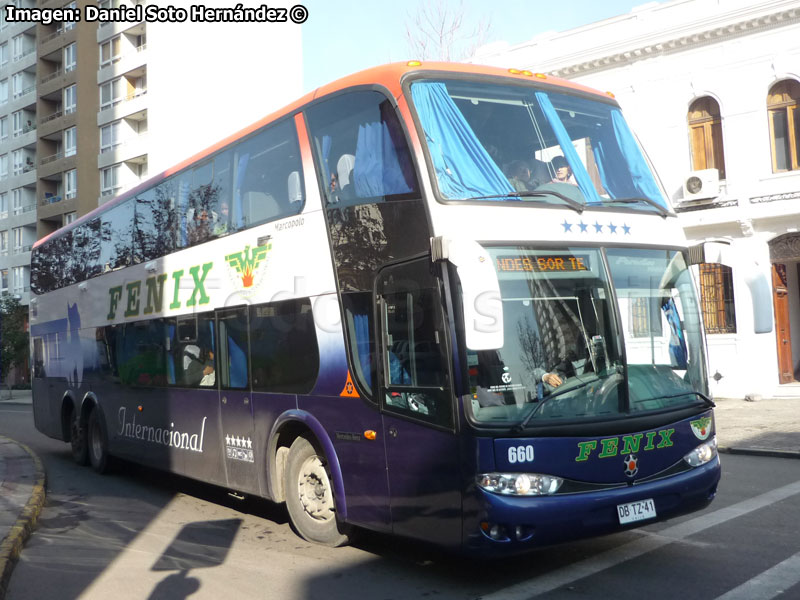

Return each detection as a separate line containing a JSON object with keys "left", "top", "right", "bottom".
{"left": 216, "top": 306, "right": 259, "bottom": 494}
{"left": 376, "top": 258, "right": 461, "bottom": 546}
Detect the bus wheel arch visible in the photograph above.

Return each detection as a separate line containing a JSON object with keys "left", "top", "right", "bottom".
{"left": 267, "top": 411, "right": 350, "bottom": 546}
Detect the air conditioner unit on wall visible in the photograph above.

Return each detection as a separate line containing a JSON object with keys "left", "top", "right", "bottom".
{"left": 682, "top": 168, "right": 720, "bottom": 202}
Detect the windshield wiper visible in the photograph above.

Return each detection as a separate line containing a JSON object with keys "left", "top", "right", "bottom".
{"left": 659, "top": 390, "right": 715, "bottom": 408}
{"left": 513, "top": 374, "right": 599, "bottom": 432}
{"left": 602, "top": 197, "right": 671, "bottom": 218}
{"left": 463, "top": 191, "right": 584, "bottom": 214}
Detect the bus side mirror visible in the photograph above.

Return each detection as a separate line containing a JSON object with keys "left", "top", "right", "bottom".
{"left": 432, "top": 237, "right": 504, "bottom": 350}
{"left": 689, "top": 240, "right": 773, "bottom": 334}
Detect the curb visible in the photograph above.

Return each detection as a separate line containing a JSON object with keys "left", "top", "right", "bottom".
{"left": 718, "top": 446, "right": 800, "bottom": 459}
{"left": 0, "top": 437, "right": 47, "bottom": 600}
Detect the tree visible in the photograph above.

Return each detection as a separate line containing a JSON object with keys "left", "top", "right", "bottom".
{"left": 405, "top": 0, "right": 492, "bottom": 62}
{"left": 0, "top": 293, "right": 29, "bottom": 388}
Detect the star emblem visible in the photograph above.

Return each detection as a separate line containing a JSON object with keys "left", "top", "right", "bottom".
{"left": 578, "top": 221, "right": 588, "bottom": 233}
{"left": 594, "top": 221, "right": 603, "bottom": 233}
{"left": 608, "top": 222, "right": 617, "bottom": 234}
{"left": 562, "top": 219, "right": 572, "bottom": 232}
{"left": 622, "top": 223, "right": 631, "bottom": 235}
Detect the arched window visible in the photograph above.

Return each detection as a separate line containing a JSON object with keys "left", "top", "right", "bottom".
{"left": 688, "top": 97, "right": 726, "bottom": 179}
{"left": 767, "top": 79, "right": 800, "bottom": 172}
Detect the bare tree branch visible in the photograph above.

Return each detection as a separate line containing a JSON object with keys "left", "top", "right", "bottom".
{"left": 405, "top": 0, "right": 492, "bottom": 62}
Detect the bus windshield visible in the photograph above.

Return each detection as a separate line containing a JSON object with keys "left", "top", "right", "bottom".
{"left": 410, "top": 79, "right": 668, "bottom": 214}
{"left": 468, "top": 247, "right": 707, "bottom": 426}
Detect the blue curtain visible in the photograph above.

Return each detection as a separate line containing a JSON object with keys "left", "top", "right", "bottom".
{"left": 662, "top": 298, "right": 688, "bottom": 369}
{"left": 321, "top": 135, "right": 333, "bottom": 199}
{"left": 411, "top": 82, "right": 513, "bottom": 200}
{"left": 166, "top": 324, "right": 176, "bottom": 384}
{"left": 233, "top": 154, "right": 249, "bottom": 228}
{"left": 352, "top": 122, "right": 413, "bottom": 197}
{"left": 535, "top": 92, "right": 600, "bottom": 205}
{"left": 228, "top": 334, "right": 247, "bottom": 388}
{"left": 353, "top": 313, "right": 372, "bottom": 389}
{"left": 592, "top": 109, "right": 666, "bottom": 207}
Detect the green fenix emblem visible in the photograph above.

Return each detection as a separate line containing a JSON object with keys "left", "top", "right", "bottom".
{"left": 690, "top": 416, "right": 713, "bottom": 440}
{"left": 225, "top": 243, "right": 271, "bottom": 288}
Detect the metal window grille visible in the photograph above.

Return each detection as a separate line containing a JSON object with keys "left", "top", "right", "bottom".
{"left": 699, "top": 263, "right": 736, "bottom": 334}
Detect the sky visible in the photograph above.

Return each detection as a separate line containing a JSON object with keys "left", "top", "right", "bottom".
{"left": 301, "top": 0, "right": 657, "bottom": 92}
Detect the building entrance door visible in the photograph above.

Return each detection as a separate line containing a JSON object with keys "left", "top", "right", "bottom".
{"left": 772, "top": 263, "right": 795, "bottom": 384}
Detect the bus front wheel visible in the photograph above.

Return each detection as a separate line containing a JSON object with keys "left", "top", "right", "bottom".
{"left": 87, "top": 408, "right": 111, "bottom": 474}
{"left": 284, "top": 437, "right": 349, "bottom": 547}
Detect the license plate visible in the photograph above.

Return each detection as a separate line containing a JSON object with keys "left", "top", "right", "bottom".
{"left": 617, "top": 498, "right": 657, "bottom": 524}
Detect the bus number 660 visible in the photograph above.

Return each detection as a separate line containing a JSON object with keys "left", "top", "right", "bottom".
{"left": 508, "top": 445, "right": 535, "bottom": 464}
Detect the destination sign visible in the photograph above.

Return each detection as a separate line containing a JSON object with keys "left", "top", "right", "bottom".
{"left": 496, "top": 255, "right": 590, "bottom": 273}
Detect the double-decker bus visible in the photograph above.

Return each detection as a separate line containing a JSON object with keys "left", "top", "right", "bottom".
{"left": 29, "top": 62, "right": 770, "bottom": 554}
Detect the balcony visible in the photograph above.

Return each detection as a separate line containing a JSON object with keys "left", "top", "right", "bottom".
{"left": 97, "top": 45, "right": 148, "bottom": 85}
{"left": 97, "top": 90, "right": 148, "bottom": 126}
{"left": 40, "top": 68, "right": 63, "bottom": 85}
{"left": 40, "top": 151, "right": 63, "bottom": 166}
{"left": 12, "top": 48, "right": 36, "bottom": 64}
{"left": 13, "top": 204, "right": 36, "bottom": 216}
{"left": 39, "top": 193, "right": 63, "bottom": 207}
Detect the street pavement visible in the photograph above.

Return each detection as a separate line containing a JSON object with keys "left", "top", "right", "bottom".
{"left": 0, "top": 390, "right": 798, "bottom": 598}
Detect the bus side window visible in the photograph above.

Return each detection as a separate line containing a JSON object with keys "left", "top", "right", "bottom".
{"left": 305, "top": 90, "right": 419, "bottom": 207}
{"left": 232, "top": 119, "right": 304, "bottom": 229}
{"left": 249, "top": 299, "right": 319, "bottom": 394}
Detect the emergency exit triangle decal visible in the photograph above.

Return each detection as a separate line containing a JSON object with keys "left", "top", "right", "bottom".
{"left": 340, "top": 371, "right": 360, "bottom": 398}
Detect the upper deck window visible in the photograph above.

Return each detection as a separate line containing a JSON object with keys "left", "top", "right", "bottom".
{"left": 305, "top": 90, "right": 419, "bottom": 206}
{"left": 409, "top": 79, "right": 668, "bottom": 214}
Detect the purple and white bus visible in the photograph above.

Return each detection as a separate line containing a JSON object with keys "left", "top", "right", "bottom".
{"left": 30, "top": 62, "right": 771, "bottom": 554}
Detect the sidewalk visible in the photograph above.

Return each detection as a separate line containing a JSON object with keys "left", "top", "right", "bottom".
{"left": 713, "top": 396, "right": 800, "bottom": 457}
{"left": 0, "top": 392, "right": 797, "bottom": 597}
{"left": 0, "top": 433, "right": 45, "bottom": 599}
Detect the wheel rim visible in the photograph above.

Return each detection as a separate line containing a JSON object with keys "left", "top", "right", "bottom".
{"left": 296, "top": 455, "right": 334, "bottom": 523}
{"left": 90, "top": 418, "right": 102, "bottom": 461}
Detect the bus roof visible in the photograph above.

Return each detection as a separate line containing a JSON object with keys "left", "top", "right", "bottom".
{"left": 34, "top": 61, "right": 612, "bottom": 250}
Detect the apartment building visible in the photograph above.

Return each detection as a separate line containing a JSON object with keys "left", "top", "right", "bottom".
{"left": 36, "top": 0, "right": 99, "bottom": 242}
{"left": 0, "top": 0, "right": 302, "bottom": 308}
{"left": 0, "top": 0, "right": 38, "bottom": 304}
{"left": 473, "top": 0, "right": 800, "bottom": 399}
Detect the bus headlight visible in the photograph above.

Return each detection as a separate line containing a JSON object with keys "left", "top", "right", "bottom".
{"left": 683, "top": 437, "right": 718, "bottom": 467}
{"left": 477, "top": 473, "right": 563, "bottom": 496}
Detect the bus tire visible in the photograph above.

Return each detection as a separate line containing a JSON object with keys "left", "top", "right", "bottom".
{"left": 87, "top": 407, "right": 111, "bottom": 474}
{"left": 284, "top": 437, "right": 349, "bottom": 547}
{"left": 70, "top": 407, "right": 89, "bottom": 466}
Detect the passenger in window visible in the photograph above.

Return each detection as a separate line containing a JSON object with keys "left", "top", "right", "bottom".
{"left": 188, "top": 208, "right": 213, "bottom": 244}
{"left": 508, "top": 160, "right": 532, "bottom": 192}
{"left": 213, "top": 201, "right": 231, "bottom": 236}
{"left": 199, "top": 349, "right": 216, "bottom": 387}
{"left": 183, "top": 344, "right": 204, "bottom": 384}
{"left": 550, "top": 156, "right": 576, "bottom": 185}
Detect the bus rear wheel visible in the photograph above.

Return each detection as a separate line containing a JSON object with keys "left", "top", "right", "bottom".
{"left": 70, "top": 408, "right": 89, "bottom": 466}
{"left": 284, "top": 437, "right": 349, "bottom": 547}
{"left": 87, "top": 408, "right": 111, "bottom": 474}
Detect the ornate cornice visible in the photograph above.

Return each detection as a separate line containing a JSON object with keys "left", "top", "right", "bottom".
{"left": 546, "top": 6, "right": 800, "bottom": 78}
